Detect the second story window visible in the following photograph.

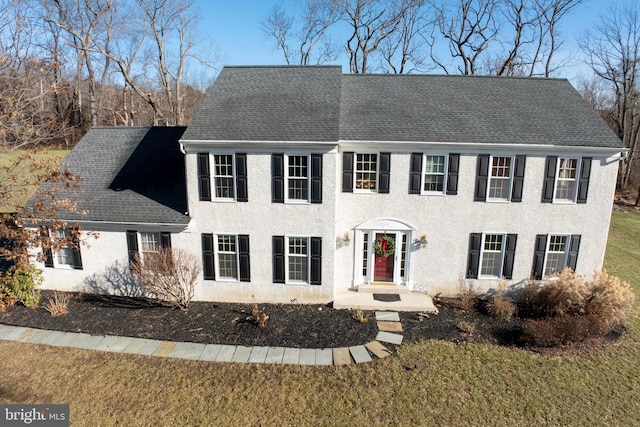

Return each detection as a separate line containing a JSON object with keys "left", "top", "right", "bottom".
{"left": 542, "top": 156, "right": 592, "bottom": 204}
{"left": 197, "top": 153, "right": 248, "bottom": 203}
{"left": 342, "top": 151, "right": 391, "bottom": 194}
{"left": 355, "top": 153, "right": 377, "bottom": 191}
{"left": 287, "top": 155, "right": 309, "bottom": 201}
{"left": 474, "top": 154, "right": 526, "bottom": 203}
{"left": 272, "top": 154, "right": 323, "bottom": 204}
{"left": 213, "top": 155, "right": 235, "bottom": 199}
{"left": 555, "top": 158, "right": 578, "bottom": 201}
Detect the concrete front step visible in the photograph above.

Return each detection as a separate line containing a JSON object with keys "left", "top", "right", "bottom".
{"left": 333, "top": 288, "right": 438, "bottom": 312}
{"left": 357, "top": 284, "right": 410, "bottom": 294}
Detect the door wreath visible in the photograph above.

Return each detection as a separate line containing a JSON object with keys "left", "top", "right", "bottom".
{"left": 374, "top": 235, "right": 395, "bottom": 257}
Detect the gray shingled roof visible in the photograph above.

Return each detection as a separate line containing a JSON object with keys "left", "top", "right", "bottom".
{"left": 41, "top": 126, "right": 189, "bottom": 225}
{"left": 182, "top": 66, "right": 343, "bottom": 142}
{"left": 183, "top": 66, "right": 622, "bottom": 149}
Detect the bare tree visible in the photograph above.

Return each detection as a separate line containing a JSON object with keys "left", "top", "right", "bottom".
{"left": 262, "top": 0, "right": 338, "bottom": 66}
{"left": 579, "top": 3, "right": 640, "bottom": 192}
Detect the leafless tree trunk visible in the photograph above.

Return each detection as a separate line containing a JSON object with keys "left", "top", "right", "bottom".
{"left": 580, "top": 2, "right": 640, "bottom": 191}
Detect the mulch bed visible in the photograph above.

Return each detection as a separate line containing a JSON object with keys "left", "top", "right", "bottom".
{"left": 0, "top": 291, "right": 624, "bottom": 353}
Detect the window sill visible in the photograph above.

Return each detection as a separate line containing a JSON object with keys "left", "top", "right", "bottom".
{"left": 209, "top": 198, "right": 237, "bottom": 203}
{"left": 420, "top": 191, "right": 446, "bottom": 196}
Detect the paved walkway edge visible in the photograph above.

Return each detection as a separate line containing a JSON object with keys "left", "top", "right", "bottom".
{"left": 0, "top": 311, "right": 407, "bottom": 366}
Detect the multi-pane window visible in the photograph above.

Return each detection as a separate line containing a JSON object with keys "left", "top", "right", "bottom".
{"left": 287, "top": 155, "right": 309, "bottom": 201}
{"left": 399, "top": 234, "right": 408, "bottom": 278}
{"left": 544, "top": 235, "right": 568, "bottom": 277}
{"left": 288, "top": 237, "right": 309, "bottom": 283}
{"left": 423, "top": 155, "right": 446, "bottom": 192}
{"left": 488, "top": 156, "right": 512, "bottom": 200}
{"left": 355, "top": 153, "right": 377, "bottom": 191}
{"left": 54, "top": 229, "right": 73, "bottom": 266}
{"left": 213, "top": 155, "right": 235, "bottom": 199}
{"left": 140, "top": 232, "right": 160, "bottom": 254}
{"left": 480, "top": 234, "right": 504, "bottom": 277}
{"left": 217, "top": 235, "right": 238, "bottom": 280}
{"left": 555, "top": 158, "right": 578, "bottom": 201}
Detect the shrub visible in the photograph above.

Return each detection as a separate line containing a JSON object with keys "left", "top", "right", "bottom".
{"left": 457, "top": 321, "right": 475, "bottom": 337}
{"left": 487, "top": 291, "right": 516, "bottom": 321}
{"left": 585, "top": 270, "right": 635, "bottom": 328}
{"left": 535, "top": 268, "right": 590, "bottom": 317}
{"left": 0, "top": 264, "right": 42, "bottom": 307}
{"left": 517, "top": 280, "right": 543, "bottom": 318}
{"left": 521, "top": 316, "right": 601, "bottom": 347}
{"left": 130, "top": 248, "right": 201, "bottom": 310}
{"left": 250, "top": 294, "right": 269, "bottom": 327}
{"left": 42, "top": 291, "right": 70, "bottom": 316}
{"left": 457, "top": 277, "right": 478, "bottom": 311}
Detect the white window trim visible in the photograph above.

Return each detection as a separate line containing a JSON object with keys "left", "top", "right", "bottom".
{"left": 353, "top": 230, "right": 412, "bottom": 287}
{"left": 285, "top": 235, "right": 311, "bottom": 285}
{"left": 214, "top": 234, "right": 240, "bottom": 282}
{"left": 543, "top": 233, "right": 570, "bottom": 279}
{"left": 353, "top": 152, "right": 379, "bottom": 194}
{"left": 478, "top": 232, "right": 507, "bottom": 279}
{"left": 138, "top": 231, "right": 161, "bottom": 262}
{"left": 284, "top": 153, "right": 311, "bottom": 204}
{"left": 553, "top": 157, "right": 580, "bottom": 204}
{"left": 210, "top": 153, "right": 237, "bottom": 202}
{"left": 420, "top": 153, "right": 448, "bottom": 195}
{"left": 486, "top": 155, "right": 514, "bottom": 202}
{"left": 52, "top": 229, "right": 75, "bottom": 269}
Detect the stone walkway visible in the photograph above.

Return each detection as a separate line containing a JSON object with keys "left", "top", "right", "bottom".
{"left": 0, "top": 311, "right": 404, "bottom": 366}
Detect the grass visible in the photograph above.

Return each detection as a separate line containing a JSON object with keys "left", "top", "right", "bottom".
{"left": 1, "top": 210, "right": 640, "bottom": 425}
{"left": 0, "top": 149, "right": 69, "bottom": 213}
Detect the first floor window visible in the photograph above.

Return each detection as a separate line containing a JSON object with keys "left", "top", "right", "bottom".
{"left": 355, "top": 153, "right": 377, "bottom": 191}
{"left": 467, "top": 233, "right": 517, "bottom": 279}
{"left": 532, "top": 234, "right": 581, "bottom": 279}
{"left": 288, "top": 237, "right": 309, "bottom": 283}
{"left": 272, "top": 235, "right": 321, "bottom": 285}
{"left": 480, "top": 234, "right": 504, "bottom": 277}
{"left": 201, "top": 233, "right": 250, "bottom": 282}
{"left": 217, "top": 234, "right": 238, "bottom": 280}
{"left": 43, "top": 227, "right": 82, "bottom": 270}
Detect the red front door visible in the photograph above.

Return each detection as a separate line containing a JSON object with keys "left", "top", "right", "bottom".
{"left": 373, "top": 233, "right": 395, "bottom": 282}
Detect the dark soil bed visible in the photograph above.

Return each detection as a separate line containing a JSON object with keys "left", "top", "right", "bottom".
{"left": 0, "top": 291, "right": 624, "bottom": 354}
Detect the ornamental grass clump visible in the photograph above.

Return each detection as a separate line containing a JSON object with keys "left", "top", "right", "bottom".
{"left": 42, "top": 291, "right": 70, "bottom": 317}
{"left": 487, "top": 279, "right": 516, "bottom": 321}
{"left": 519, "top": 268, "right": 635, "bottom": 347}
{"left": 456, "top": 277, "right": 478, "bottom": 312}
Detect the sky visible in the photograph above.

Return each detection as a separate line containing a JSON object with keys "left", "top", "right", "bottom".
{"left": 194, "top": 0, "right": 627, "bottom": 85}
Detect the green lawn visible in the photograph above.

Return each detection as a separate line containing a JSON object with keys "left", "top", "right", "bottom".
{"left": 0, "top": 150, "right": 69, "bottom": 212}
{"left": 1, "top": 210, "right": 639, "bottom": 426}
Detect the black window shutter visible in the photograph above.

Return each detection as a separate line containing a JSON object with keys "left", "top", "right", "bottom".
{"left": 474, "top": 155, "right": 490, "bottom": 202}
{"left": 502, "top": 234, "right": 517, "bottom": 279}
{"left": 541, "top": 156, "right": 557, "bottom": 203}
{"left": 126, "top": 230, "right": 139, "bottom": 265}
{"left": 235, "top": 153, "right": 248, "bottom": 202}
{"left": 197, "top": 153, "right": 211, "bottom": 202}
{"left": 567, "top": 235, "right": 581, "bottom": 271}
{"left": 409, "top": 153, "right": 422, "bottom": 194}
{"left": 238, "top": 234, "right": 251, "bottom": 282}
{"left": 310, "top": 153, "right": 323, "bottom": 204}
{"left": 466, "top": 233, "right": 482, "bottom": 279}
{"left": 271, "top": 154, "right": 285, "bottom": 203}
{"left": 160, "top": 232, "right": 172, "bottom": 249}
{"left": 577, "top": 157, "right": 592, "bottom": 204}
{"left": 511, "top": 155, "right": 526, "bottom": 202}
{"left": 272, "top": 236, "right": 285, "bottom": 283}
{"left": 71, "top": 232, "right": 83, "bottom": 270}
{"left": 41, "top": 227, "right": 54, "bottom": 268}
{"left": 310, "top": 237, "right": 322, "bottom": 285}
{"left": 201, "top": 233, "right": 215, "bottom": 280}
{"left": 446, "top": 153, "right": 460, "bottom": 195}
{"left": 532, "top": 234, "right": 547, "bottom": 280}
{"left": 342, "top": 151, "right": 354, "bottom": 192}
{"left": 378, "top": 152, "right": 391, "bottom": 194}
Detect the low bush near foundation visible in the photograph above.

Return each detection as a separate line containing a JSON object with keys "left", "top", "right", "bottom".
{"left": 487, "top": 291, "right": 516, "bottom": 321}
{"left": 0, "top": 264, "right": 42, "bottom": 307}
{"left": 456, "top": 278, "right": 478, "bottom": 312}
{"left": 516, "top": 269, "right": 634, "bottom": 347}
{"left": 42, "top": 291, "right": 70, "bottom": 317}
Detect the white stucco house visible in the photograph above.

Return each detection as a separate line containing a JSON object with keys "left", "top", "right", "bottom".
{"left": 34, "top": 66, "right": 624, "bottom": 307}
